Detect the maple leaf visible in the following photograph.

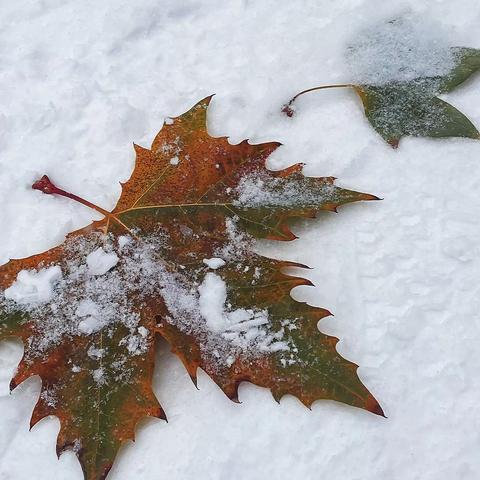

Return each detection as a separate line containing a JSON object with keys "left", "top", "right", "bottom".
{"left": 283, "top": 47, "right": 480, "bottom": 147}
{"left": 0, "top": 96, "right": 383, "bottom": 480}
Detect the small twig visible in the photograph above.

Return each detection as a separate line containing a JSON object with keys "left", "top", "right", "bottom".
{"left": 282, "top": 83, "right": 355, "bottom": 117}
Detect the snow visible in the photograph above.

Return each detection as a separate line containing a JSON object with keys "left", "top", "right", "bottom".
{"left": 202, "top": 257, "right": 226, "bottom": 269}
{"left": 344, "top": 14, "right": 472, "bottom": 138}
{"left": 118, "top": 235, "right": 131, "bottom": 250}
{"left": 198, "top": 273, "right": 227, "bottom": 332}
{"left": 76, "top": 299, "right": 103, "bottom": 335}
{"left": 0, "top": 231, "right": 290, "bottom": 372}
{"left": 198, "top": 272, "right": 289, "bottom": 352}
{"left": 346, "top": 14, "right": 458, "bottom": 86}
{"left": 92, "top": 368, "right": 106, "bottom": 386}
{"left": 4, "top": 266, "right": 62, "bottom": 305}
{"left": 86, "top": 247, "right": 119, "bottom": 276}
{"left": 1, "top": 1, "right": 480, "bottom": 480}
{"left": 0, "top": 235, "right": 161, "bottom": 356}
{"left": 234, "top": 172, "right": 337, "bottom": 207}
{"left": 215, "top": 217, "right": 252, "bottom": 261}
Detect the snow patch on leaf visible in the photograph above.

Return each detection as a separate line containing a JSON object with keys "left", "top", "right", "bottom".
{"left": 1, "top": 233, "right": 155, "bottom": 357}
{"left": 198, "top": 272, "right": 227, "bottom": 332}
{"left": 215, "top": 217, "right": 252, "bottom": 261}
{"left": 4, "top": 265, "right": 62, "bottom": 305}
{"left": 203, "top": 257, "right": 226, "bottom": 269}
{"left": 86, "top": 247, "right": 119, "bottom": 276}
{"left": 1, "top": 227, "right": 294, "bottom": 375}
{"left": 234, "top": 172, "right": 337, "bottom": 207}
{"left": 198, "top": 272, "right": 289, "bottom": 353}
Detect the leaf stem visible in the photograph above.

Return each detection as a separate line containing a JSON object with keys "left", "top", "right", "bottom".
{"left": 32, "top": 175, "right": 132, "bottom": 235}
{"left": 33, "top": 175, "right": 111, "bottom": 217}
{"left": 282, "top": 84, "right": 355, "bottom": 116}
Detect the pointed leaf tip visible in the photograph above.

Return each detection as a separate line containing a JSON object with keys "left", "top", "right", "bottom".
{"left": 365, "top": 395, "right": 385, "bottom": 417}
{"left": 371, "top": 402, "right": 386, "bottom": 418}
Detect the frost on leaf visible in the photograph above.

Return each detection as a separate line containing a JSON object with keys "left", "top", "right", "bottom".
{"left": 0, "top": 96, "right": 382, "bottom": 480}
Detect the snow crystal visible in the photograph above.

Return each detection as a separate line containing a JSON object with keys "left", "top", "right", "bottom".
{"left": 138, "top": 326, "right": 148, "bottom": 337}
{"left": 4, "top": 266, "right": 62, "bottom": 305}
{"left": 118, "top": 235, "right": 131, "bottom": 250}
{"left": 346, "top": 15, "right": 458, "bottom": 86}
{"left": 76, "top": 299, "right": 104, "bottom": 335}
{"left": 119, "top": 327, "right": 149, "bottom": 356}
{"left": 40, "top": 388, "right": 58, "bottom": 407}
{"left": 72, "top": 439, "right": 82, "bottom": 455}
{"left": 87, "top": 346, "right": 105, "bottom": 359}
{"left": 78, "top": 317, "right": 102, "bottom": 336}
{"left": 86, "top": 247, "right": 119, "bottom": 276}
{"left": 203, "top": 257, "right": 226, "bottom": 269}
{"left": 92, "top": 367, "right": 106, "bottom": 385}
{"left": 169, "top": 156, "right": 179, "bottom": 165}
{"left": 160, "top": 135, "right": 182, "bottom": 156}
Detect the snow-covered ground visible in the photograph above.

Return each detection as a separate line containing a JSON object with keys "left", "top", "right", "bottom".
{"left": 1, "top": 1, "right": 480, "bottom": 479}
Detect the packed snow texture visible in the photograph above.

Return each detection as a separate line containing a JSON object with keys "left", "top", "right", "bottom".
{"left": 1, "top": 1, "right": 480, "bottom": 480}
{"left": 346, "top": 14, "right": 458, "bottom": 86}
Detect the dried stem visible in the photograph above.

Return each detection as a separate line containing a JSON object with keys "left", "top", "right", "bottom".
{"left": 282, "top": 84, "right": 355, "bottom": 117}
{"left": 33, "top": 175, "right": 111, "bottom": 217}
{"left": 32, "top": 175, "right": 133, "bottom": 235}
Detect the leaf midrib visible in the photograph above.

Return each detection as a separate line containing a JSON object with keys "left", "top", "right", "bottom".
{"left": 114, "top": 202, "right": 289, "bottom": 239}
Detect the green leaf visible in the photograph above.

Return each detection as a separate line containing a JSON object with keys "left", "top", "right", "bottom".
{"left": 355, "top": 47, "right": 480, "bottom": 147}
{"left": 439, "top": 47, "right": 480, "bottom": 92}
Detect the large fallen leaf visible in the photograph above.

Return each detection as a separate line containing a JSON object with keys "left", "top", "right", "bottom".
{"left": 0, "top": 96, "right": 382, "bottom": 480}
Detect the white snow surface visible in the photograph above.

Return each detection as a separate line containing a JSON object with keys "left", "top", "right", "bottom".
{"left": 1, "top": 1, "right": 480, "bottom": 480}
{"left": 346, "top": 14, "right": 458, "bottom": 86}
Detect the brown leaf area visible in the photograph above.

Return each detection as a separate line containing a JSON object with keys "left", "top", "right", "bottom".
{"left": 0, "top": 96, "right": 382, "bottom": 480}
{"left": 114, "top": 95, "right": 280, "bottom": 213}
{"left": 0, "top": 227, "right": 164, "bottom": 480}
{"left": 157, "top": 257, "right": 382, "bottom": 413}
